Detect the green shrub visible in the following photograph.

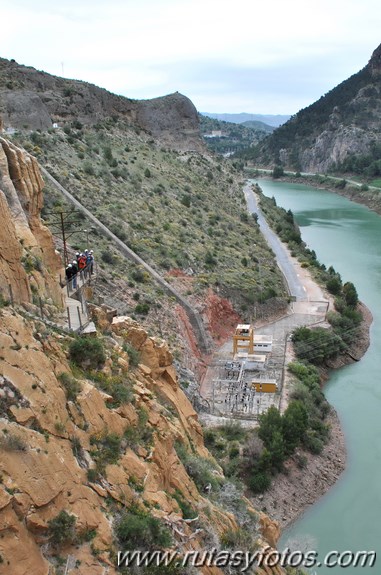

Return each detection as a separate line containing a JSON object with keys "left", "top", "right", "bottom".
{"left": 48, "top": 510, "right": 76, "bottom": 546}
{"left": 88, "top": 372, "right": 134, "bottom": 407}
{"left": 124, "top": 407, "right": 153, "bottom": 450}
{"left": 172, "top": 490, "right": 197, "bottom": 519}
{"left": 87, "top": 468, "right": 99, "bottom": 482}
{"left": 131, "top": 268, "right": 146, "bottom": 283}
{"left": 248, "top": 471, "right": 271, "bottom": 493}
{"left": 272, "top": 165, "right": 284, "bottom": 178}
{"left": 326, "top": 276, "right": 342, "bottom": 295}
{"left": 282, "top": 401, "right": 308, "bottom": 455}
{"left": 292, "top": 326, "right": 345, "bottom": 364}
{"left": 184, "top": 455, "right": 220, "bottom": 491}
{"left": 134, "top": 302, "right": 150, "bottom": 315}
{"left": 180, "top": 194, "right": 191, "bottom": 207}
{"left": 101, "top": 250, "right": 115, "bottom": 264}
{"left": 342, "top": 281, "right": 358, "bottom": 307}
{"left": 204, "top": 251, "right": 217, "bottom": 267}
{"left": 90, "top": 433, "right": 122, "bottom": 472}
{"left": 115, "top": 507, "right": 172, "bottom": 550}
{"left": 123, "top": 343, "right": 141, "bottom": 367}
{"left": 0, "top": 432, "right": 27, "bottom": 452}
{"left": 57, "top": 372, "right": 82, "bottom": 401}
{"left": 220, "top": 527, "right": 255, "bottom": 550}
{"left": 229, "top": 442, "right": 240, "bottom": 459}
{"left": 218, "top": 421, "right": 246, "bottom": 442}
{"left": 0, "top": 294, "right": 10, "bottom": 308}
{"left": 303, "top": 432, "right": 324, "bottom": 454}
{"left": 334, "top": 178, "right": 347, "bottom": 189}
{"left": 68, "top": 337, "right": 106, "bottom": 369}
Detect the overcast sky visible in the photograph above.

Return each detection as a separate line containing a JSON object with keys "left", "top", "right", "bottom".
{"left": 2, "top": 0, "right": 381, "bottom": 114}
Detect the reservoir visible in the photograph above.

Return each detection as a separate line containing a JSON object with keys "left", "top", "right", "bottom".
{"left": 255, "top": 179, "right": 381, "bottom": 574}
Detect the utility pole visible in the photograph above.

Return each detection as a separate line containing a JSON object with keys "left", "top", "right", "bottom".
{"left": 44, "top": 210, "right": 83, "bottom": 266}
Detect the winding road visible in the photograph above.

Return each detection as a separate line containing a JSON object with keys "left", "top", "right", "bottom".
{"left": 243, "top": 183, "right": 307, "bottom": 301}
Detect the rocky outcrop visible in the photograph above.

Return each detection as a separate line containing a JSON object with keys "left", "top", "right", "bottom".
{"left": 0, "top": 58, "right": 205, "bottom": 152}
{"left": 0, "top": 303, "right": 288, "bottom": 574}
{"left": 0, "top": 138, "right": 61, "bottom": 304}
{"left": 254, "top": 43, "right": 381, "bottom": 173}
{"left": 136, "top": 92, "right": 203, "bottom": 151}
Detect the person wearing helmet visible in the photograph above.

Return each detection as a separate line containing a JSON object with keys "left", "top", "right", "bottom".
{"left": 72, "top": 260, "right": 78, "bottom": 289}
{"left": 65, "top": 263, "right": 73, "bottom": 290}
{"left": 85, "top": 250, "right": 92, "bottom": 279}
{"left": 78, "top": 252, "right": 87, "bottom": 282}
{"left": 89, "top": 250, "right": 94, "bottom": 275}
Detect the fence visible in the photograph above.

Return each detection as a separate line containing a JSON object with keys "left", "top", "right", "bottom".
{"left": 0, "top": 276, "right": 92, "bottom": 335}
{"left": 60, "top": 261, "right": 96, "bottom": 298}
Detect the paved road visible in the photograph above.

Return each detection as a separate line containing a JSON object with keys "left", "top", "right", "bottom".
{"left": 243, "top": 183, "right": 307, "bottom": 301}
{"left": 252, "top": 168, "right": 381, "bottom": 192}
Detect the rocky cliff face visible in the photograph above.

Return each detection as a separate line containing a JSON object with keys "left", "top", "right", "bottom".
{"left": 0, "top": 141, "right": 286, "bottom": 574}
{"left": 0, "top": 137, "right": 61, "bottom": 304}
{"left": 0, "top": 308, "right": 285, "bottom": 575}
{"left": 0, "top": 58, "right": 204, "bottom": 152}
{"left": 254, "top": 43, "right": 381, "bottom": 173}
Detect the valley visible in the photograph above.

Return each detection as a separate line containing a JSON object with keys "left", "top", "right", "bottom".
{"left": 0, "top": 43, "right": 379, "bottom": 574}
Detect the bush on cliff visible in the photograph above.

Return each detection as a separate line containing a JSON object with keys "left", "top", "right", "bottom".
{"left": 115, "top": 506, "right": 172, "bottom": 551}
{"left": 47, "top": 510, "right": 77, "bottom": 546}
{"left": 68, "top": 336, "right": 106, "bottom": 369}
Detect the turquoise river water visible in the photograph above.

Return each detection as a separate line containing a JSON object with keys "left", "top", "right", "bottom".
{"left": 255, "top": 179, "right": 381, "bottom": 574}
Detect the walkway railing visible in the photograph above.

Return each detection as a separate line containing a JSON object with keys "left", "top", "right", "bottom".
{"left": 60, "top": 262, "right": 96, "bottom": 297}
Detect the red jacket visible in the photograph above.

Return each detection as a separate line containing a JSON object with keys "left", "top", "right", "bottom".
{"left": 78, "top": 255, "right": 87, "bottom": 270}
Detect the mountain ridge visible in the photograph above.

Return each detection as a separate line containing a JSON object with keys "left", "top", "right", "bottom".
{"left": 247, "top": 43, "right": 381, "bottom": 174}
{"left": 201, "top": 112, "right": 290, "bottom": 127}
{"left": 0, "top": 57, "right": 204, "bottom": 152}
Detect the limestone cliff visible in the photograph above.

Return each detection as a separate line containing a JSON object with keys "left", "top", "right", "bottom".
{"left": 0, "top": 58, "right": 204, "bottom": 153}
{"left": 0, "top": 308, "right": 285, "bottom": 575}
{"left": 0, "top": 137, "right": 61, "bottom": 305}
{"left": 253, "top": 42, "right": 381, "bottom": 173}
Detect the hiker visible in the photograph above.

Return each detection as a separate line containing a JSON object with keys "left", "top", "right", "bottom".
{"left": 89, "top": 250, "right": 94, "bottom": 274}
{"left": 83, "top": 249, "right": 89, "bottom": 279}
{"left": 86, "top": 250, "right": 92, "bottom": 277}
{"left": 65, "top": 263, "right": 73, "bottom": 289}
{"left": 72, "top": 260, "right": 78, "bottom": 289}
{"left": 78, "top": 253, "right": 87, "bottom": 281}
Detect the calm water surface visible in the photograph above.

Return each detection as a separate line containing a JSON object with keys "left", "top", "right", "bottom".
{"left": 254, "top": 179, "right": 381, "bottom": 574}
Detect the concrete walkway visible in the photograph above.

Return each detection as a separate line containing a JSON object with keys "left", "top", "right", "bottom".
{"left": 61, "top": 267, "right": 96, "bottom": 333}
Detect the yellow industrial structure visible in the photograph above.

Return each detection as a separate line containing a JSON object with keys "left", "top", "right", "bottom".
{"left": 232, "top": 324, "right": 254, "bottom": 355}
{"left": 252, "top": 379, "right": 278, "bottom": 393}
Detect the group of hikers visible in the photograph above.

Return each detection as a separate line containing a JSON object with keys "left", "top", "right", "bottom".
{"left": 65, "top": 249, "right": 94, "bottom": 289}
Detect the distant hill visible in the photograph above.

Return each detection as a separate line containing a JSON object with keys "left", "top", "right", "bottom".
{"left": 0, "top": 56, "right": 288, "bottom": 322}
{"left": 241, "top": 120, "right": 274, "bottom": 133}
{"left": 199, "top": 113, "right": 271, "bottom": 155}
{"left": 0, "top": 58, "right": 204, "bottom": 153}
{"left": 201, "top": 112, "right": 290, "bottom": 127}
{"left": 248, "top": 43, "right": 381, "bottom": 175}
